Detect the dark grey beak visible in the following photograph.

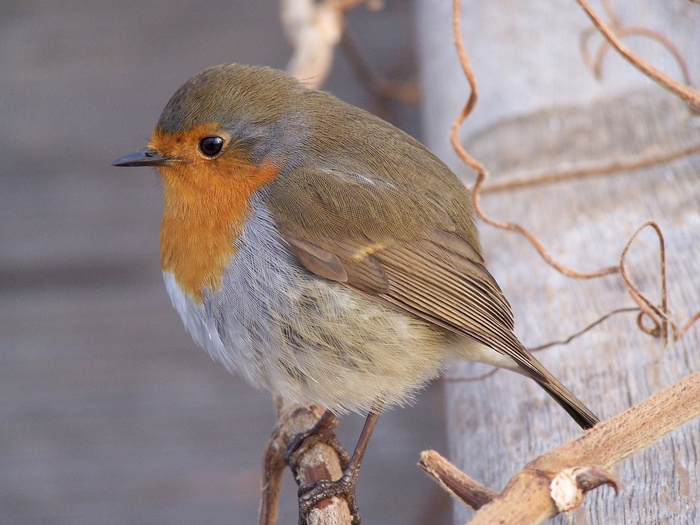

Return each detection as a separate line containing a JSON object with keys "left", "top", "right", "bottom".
{"left": 113, "top": 148, "right": 174, "bottom": 167}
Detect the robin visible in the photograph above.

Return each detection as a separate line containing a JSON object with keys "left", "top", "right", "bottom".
{"left": 114, "top": 63, "right": 598, "bottom": 516}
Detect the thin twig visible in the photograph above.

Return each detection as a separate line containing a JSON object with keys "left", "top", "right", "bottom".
{"left": 575, "top": 0, "right": 700, "bottom": 110}
{"left": 580, "top": 26, "right": 602, "bottom": 78}
{"left": 418, "top": 450, "right": 499, "bottom": 510}
{"left": 530, "top": 307, "right": 641, "bottom": 352}
{"left": 452, "top": 0, "right": 698, "bottom": 345}
{"left": 442, "top": 307, "right": 640, "bottom": 385}
{"left": 581, "top": 0, "right": 693, "bottom": 92}
{"left": 449, "top": 0, "right": 483, "bottom": 175}
{"left": 677, "top": 311, "right": 700, "bottom": 341}
{"left": 618, "top": 222, "right": 670, "bottom": 345}
{"left": 451, "top": 0, "right": 618, "bottom": 279}
{"left": 260, "top": 424, "right": 287, "bottom": 525}
{"left": 617, "top": 221, "right": 699, "bottom": 344}
{"left": 592, "top": 27, "right": 692, "bottom": 86}
{"left": 482, "top": 141, "right": 700, "bottom": 194}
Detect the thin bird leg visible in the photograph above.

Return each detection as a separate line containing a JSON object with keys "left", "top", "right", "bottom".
{"left": 297, "top": 407, "right": 382, "bottom": 525}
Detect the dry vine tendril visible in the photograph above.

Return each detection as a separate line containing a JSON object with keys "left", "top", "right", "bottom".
{"left": 450, "top": 0, "right": 699, "bottom": 351}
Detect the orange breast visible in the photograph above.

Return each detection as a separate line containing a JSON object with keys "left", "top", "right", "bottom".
{"left": 151, "top": 126, "right": 280, "bottom": 303}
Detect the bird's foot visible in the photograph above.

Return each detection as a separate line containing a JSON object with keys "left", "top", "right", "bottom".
{"left": 284, "top": 410, "right": 351, "bottom": 470}
{"left": 298, "top": 472, "right": 361, "bottom": 525}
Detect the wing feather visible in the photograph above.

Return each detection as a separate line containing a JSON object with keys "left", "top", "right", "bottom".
{"left": 278, "top": 228, "right": 519, "bottom": 359}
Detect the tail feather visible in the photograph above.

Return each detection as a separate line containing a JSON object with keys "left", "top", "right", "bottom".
{"left": 533, "top": 374, "right": 599, "bottom": 430}
{"left": 498, "top": 334, "right": 600, "bottom": 430}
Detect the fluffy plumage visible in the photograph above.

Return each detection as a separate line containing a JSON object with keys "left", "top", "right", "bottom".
{"left": 124, "top": 64, "right": 598, "bottom": 429}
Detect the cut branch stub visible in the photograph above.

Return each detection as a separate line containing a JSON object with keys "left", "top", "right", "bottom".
{"left": 418, "top": 450, "right": 498, "bottom": 510}
{"left": 550, "top": 466, "right": 619, "bottom": 512}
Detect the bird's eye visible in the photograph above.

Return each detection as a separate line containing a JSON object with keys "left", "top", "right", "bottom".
{"left": 199, "top": 136, "right": 224, "bottom": 157}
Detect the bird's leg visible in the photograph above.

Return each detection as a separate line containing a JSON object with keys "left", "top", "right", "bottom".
{"left": 296, "top": 407, "right": 382, "bottom": 525}
{"left": 284, "top": 409, "right": 351, "bottom": 469}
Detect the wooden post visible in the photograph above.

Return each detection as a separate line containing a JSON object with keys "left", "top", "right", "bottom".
{"left": 415, "top": 1, "right": 700, "bottom": 522}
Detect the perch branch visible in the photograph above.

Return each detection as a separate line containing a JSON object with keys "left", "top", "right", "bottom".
{"left": 420, "top": 372, "right": 700, "bottom": 524}
{"left": 260, "top": 397, "right": 352, "bottom": 525}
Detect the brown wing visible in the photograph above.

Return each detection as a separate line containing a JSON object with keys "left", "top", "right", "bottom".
{"left": 267, "top": 163, "right": 520, "bottom": 367}
{"left": 281, "top": 227, "right": 522, "bottom": 363}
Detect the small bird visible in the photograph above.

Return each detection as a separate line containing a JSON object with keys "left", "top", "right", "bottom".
{"left": 114, "top": 63, "right": 598, "bottom": 514}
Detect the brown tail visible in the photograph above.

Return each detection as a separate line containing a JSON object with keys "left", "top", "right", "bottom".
{"left": 532, "top": 373, "right": 599, "bottom": 429}
{"left": 503, "top": 335, "right": 600, "bottom": 429}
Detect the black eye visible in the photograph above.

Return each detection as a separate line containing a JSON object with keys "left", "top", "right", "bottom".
{"left": 199, "top": 136, "right": 224, "bottom": 157}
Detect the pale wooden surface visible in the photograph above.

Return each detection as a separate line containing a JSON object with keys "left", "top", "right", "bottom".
{"left": 0, "top": 2, "right": 452, "bottom": 524}
{"left": 416, "top": 1, "right": 700, "bottom": 523}
{"left": 454, "top": 92, "right": 700, "bottom": 524}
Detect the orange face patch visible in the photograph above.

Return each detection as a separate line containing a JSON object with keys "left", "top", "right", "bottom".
{"left": 149, "top": 124, "right": 280, "bottom": 302}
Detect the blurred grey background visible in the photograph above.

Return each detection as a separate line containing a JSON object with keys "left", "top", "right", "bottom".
{"left": 1, "top": 2, "right": 452, "bottom": 524}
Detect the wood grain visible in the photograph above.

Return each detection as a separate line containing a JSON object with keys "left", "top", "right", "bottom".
{"left": 415, "top": 1, "right": 700, "bottom": 522}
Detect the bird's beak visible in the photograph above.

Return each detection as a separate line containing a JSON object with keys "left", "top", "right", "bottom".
{"left": 112, "top": 148, "right": 174, "bottom": 167}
